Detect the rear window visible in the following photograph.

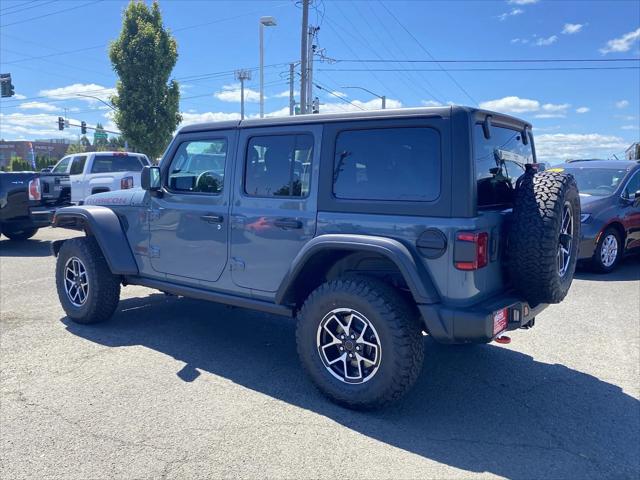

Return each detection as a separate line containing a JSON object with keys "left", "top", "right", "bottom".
{"left": 474, "top": 124, "right": 533, "bottom": 208}
{"left": 90, "top": 154, "right": 144, "bottom": 173}
{"left": 333, "top": 127, "right": 440, "bottom": 201}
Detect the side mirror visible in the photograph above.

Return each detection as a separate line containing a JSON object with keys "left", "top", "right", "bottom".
{"left": 634, "top": 190, "right": 640, "bottom": 207}
{"left": 141, "top": 165, "right": 161, "bottom": 191}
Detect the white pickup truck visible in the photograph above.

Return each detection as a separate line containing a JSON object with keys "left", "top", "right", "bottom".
{"left": 42, "top": 152, "right": 150, "bottom": 204}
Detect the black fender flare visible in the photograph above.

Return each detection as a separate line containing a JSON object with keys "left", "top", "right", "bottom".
{"left": 51, "top": 205, "right": 138, "bottom": 275}
{"left": 276, "top": 234, "right": 440, "bottom": 305}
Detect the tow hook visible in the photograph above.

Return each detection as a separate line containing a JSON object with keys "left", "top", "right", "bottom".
{"left": 520, "top": 317, "right": 536, "bottom": 330}
{"left": 495, "top": 335, "right": 511, "bottom": 344}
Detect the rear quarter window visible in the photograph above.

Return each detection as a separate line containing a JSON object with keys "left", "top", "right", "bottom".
{"left": 332, "top": 127, "right": 440, "bottom": 201}
{"left": 90, "top": 154, "right": 144, "bottom": 173}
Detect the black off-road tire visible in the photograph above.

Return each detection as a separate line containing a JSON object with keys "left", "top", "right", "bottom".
{"left": 296, "top": 276, "right": 425, "bottom": 409}
{"left": 508, "top": 170, "right": 580, "bottom": 305}
{"left": 55, "top": 237, "right": 121, "bottom": 324}
{"left": 591, "top": 227, "right": 622, "bottom": 273}
{"left": 3, "top": 227, "right": 38, "bottom": 241}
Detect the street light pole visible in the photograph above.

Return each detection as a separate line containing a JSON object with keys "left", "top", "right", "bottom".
{"left": 341, "top": 86, "right": 387, "bottom": 109}
{"left": 259, "top": 16, "right": 277, "bottom": 119}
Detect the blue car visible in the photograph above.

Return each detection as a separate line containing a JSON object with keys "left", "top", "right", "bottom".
{"left": 552, "top": 159, "right": 640, "bottom": 272}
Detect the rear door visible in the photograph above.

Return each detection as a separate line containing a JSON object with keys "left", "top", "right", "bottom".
{"left": 229, "top": 125, "right": 320, "bottom": 292}
{"left": 148, "top": 131, "right": 235, "bottom": 283}
{"left": 69, "top": 155, "right": 87, "bottom": 203}
{"left": 621, "top": 169, "right": 640, "bottom": 250}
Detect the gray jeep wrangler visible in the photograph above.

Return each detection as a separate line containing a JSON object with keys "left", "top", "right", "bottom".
{"left": 52, "top": 106, "right": 580, "bottom": 409}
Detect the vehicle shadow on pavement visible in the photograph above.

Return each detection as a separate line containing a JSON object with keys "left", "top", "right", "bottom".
{"left": 62, "top": 295, "right": 640, "bottom": 479}
{"left": 0, "top": 239, "right": 52, "bottom": 257}
{"left": 574, "top": 257, "right": 640, "bottom": 282}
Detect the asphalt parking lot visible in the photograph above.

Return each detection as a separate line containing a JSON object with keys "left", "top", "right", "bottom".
{"left": 1, "top": 227, "right": 639, "bottom": 480}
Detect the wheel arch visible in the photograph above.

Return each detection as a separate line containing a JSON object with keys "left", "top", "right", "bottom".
{"left": 600, "top": 221, "right": 626, "bottom": 246}
{"left": 276, "top": 234, "right": 440, "bottom": 308}
{"left": 51, "top": 205, "right": 138, "bottom": 275}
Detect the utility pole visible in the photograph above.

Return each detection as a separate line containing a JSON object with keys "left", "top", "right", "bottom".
{"left": 235, "top": 69, "right": 252, "bottom": 120}
{"left": 306, "top": 26, "right": 319, "bottom": 113}
{"left": 299, "top": 0, "right": 309, "bottom": 114}
{"left": 289, "top": 63, "right": 295, "bottom": 116}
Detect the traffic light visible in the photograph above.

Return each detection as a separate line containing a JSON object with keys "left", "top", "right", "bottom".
{"left": 81, "top": 121, "right": 87, "bottom": 134}
{"left": 58, "top": 117, "right": 65, "bottom": 131}
{"left": 0, "top": 73, "right": 14, "bottom": 98}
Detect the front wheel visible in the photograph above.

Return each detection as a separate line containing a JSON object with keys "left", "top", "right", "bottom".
{"left": 55, "top": 237, "right": 121, "bottom": 324}
{"left": 592, "top": 228, "right": 622, "bottom": 273}
{"left": 296, "top": 277, "right": 425, "bottom": 409}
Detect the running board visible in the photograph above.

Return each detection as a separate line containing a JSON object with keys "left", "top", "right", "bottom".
{"left": 123, "top": 276, "right": 293, "bottom": 317}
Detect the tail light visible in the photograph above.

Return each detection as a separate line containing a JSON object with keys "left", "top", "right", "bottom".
{"left": 121, "top": 176, "right": 134, "bottom": 189}
{"left": 28, "top": 178, "right": 41, "bottom": 201}
{"left": 454, "top": 231, "right": 489, "bottom": 270}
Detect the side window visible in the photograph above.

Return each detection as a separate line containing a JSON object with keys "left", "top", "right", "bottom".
{"left": 52, "top": 156, "right": 71, "bottom": 173}
{"left": 623, "top": 171, "right": 640, "bottom": 199}
{"left": 333, "top": 127, "right": 440, "bottom": 201}
{"left": 244, "top": 134, "right": 313, "bottom": 197}
{"left": 69, "top": 156, "right": 87, "bottom": 175}
{"left": 167, "top": 139, "right": 227, "bottom": 194}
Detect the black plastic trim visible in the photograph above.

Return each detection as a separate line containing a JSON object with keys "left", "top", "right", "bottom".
{"left": 124, "top": 276, "right": 293, "bottom": 317}
{"left": 52, "top": 205, "right": 138, "bottom": 275}
{"left": 275, "top": 234, "right": 441, "bottom": 305}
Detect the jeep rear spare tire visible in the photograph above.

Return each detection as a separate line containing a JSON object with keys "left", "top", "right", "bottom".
{"left": 508, "top": 169, "right": 580, "bottom": 305}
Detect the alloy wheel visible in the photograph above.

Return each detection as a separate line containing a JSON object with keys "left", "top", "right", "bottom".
{"left": 64, "top": 256, "right": 89, "bottom": 307}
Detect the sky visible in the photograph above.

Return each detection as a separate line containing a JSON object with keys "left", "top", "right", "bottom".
{"left": 0, "top": 0, "right": 639, "bottom": 163}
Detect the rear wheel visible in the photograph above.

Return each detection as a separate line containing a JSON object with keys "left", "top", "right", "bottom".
{"left": 591, "top": 227, "right": 622, "bottom": 273}
{"left": 296, "top": 276, "right": 424, "bottom": 409}
{"left": 3, "top": 227, "right": 38, "bottom": 241}
{"left": 55, "top": 237, "right": 121, "bottom": 324}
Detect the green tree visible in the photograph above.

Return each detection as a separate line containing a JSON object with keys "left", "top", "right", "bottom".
{"left": 79, "top": 135, "right": 92, "bottom": 148}
{"left": 93, "top": 122, "right": 109, "bottom": 151}
{"left": 109, "top": 0, "right": 181, "bottom": 159}
{"left": 9, "top": 156, "right": 30, "bottom": 171}
{"left": 66, "top": 143, "right": 86, "bottom": 154}
{"left": 107, "top": 136, "right": 126, "bottom": 150}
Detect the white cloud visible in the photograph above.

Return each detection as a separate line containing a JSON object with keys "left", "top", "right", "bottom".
{"left": 274, "top": 89, "right": 299, "bottom": 98}
{"left": 498, "top": 8, "right": 523, "bottom": 21}
{"left": 39, "top": 83, "right": 115, "bottom": 103}
{"left": 508, "top": 0, "right": 538, "bottom": 4}
{"left": 421, "top": 100, "right": 443, "bottom": 107}
{"left": 562, "top": 23, "right": 584, "bottom": 35}
{"left": 214, "top": 83, "right": 261, "bottom": 103}
{"left": 330, "top": 90, "right": 348, "bottom": 99}
{"left": 600, "top": 28, "right": 640, "bottom": 54}
{"left": 18, "top": 101, "right": 58, "bottom": 112}
{"left": 576, "top": 107, "right": 590, "bottom": 114}
{"left": 0, "top": 112, "right": 81, "bottom": 140}
{"left": 13, "top": 93, "right": 27, "bottom": 100}
{"left": 534, "top": 113, "right": 566, "bottom": 119}
{"left": 479, "top": 96, "right": 540, "bottom": 113}
{"left": 615, "top": 114, "right": 636, "bottom": 121}
{"left": 510, "top": 38, "right": 529, "bottom": 44}
{"left": 542, "top": 103, "right": 570, "bottom": 112}
{"left": 616, "top": 99, "right": 629, "bottom": 109}
{"left": 535, "top": 35, "right": 558, "bottom": 46}
{"left": 535, "top": 133, "right": 629, "bottom": 161}
{"left": 179, "top": 111, "right": 241, "bottom": 126}
{"left": 621, "top": 125, "right": 639, "bottom": 130}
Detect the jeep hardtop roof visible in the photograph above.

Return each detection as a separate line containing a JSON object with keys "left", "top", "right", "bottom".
{"left": 178, "top": 105, "right": 532, "bottom": 134}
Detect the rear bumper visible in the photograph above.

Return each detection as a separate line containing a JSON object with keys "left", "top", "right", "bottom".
{"left": 418, "top": 293, "right": 548, "bottom": 344}
{"left": 29, "top": 206, "right": 57, "bottom": 228}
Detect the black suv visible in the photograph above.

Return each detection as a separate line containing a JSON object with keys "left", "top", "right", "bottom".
{"left": 51, "top": 106, "right": 580, "bottom": 408}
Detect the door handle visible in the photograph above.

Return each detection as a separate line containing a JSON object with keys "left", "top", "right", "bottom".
{"left": 274, "top": 218, "right": 303, "bottom": 229}
{"left": 200, "top": 214, "right": 224, "bottom": 224}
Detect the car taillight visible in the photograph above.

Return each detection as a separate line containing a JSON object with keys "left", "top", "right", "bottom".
{"left": 121, "top": 176, "right": 134, "bottom": 189}
{"left": 28, "top": 178, "right": 41, "bottom": 201}
{"left": 455, "top": 231, "right": 489, "bottom": 270}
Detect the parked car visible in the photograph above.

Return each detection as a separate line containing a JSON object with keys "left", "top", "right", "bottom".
{"left": 550, "top": 159, "right": 640, "bottom": 272}
{"left": 50, "top": 106, "right": 580, "bottom": 408}
{"left": 42, "top": 152, "right": 150, "bottom": 205}
{"left": 0, "top": 171, "right": 69, "bottom": 240}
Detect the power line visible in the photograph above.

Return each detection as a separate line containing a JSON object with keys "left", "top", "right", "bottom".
{"left": 1, "top": 0, "right": 103, "bottom": 28}
{"left": 379, "top": 1, "right": 478, "bottom": 105}
{"left": 331, "top": 57, "right": 640, "bottom": 64}
{"left": 0, "top": 0, "right": 57, "bottom": 15}
{"left": 0, "top": 44, "right": 105, "bottom": 64}
{"left": 319, "top": 66, "right": 640, "bottom": 72}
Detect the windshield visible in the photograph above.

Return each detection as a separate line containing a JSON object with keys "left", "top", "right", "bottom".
{"left": 561, "top": 167, "right": 628, "bottom": 196}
